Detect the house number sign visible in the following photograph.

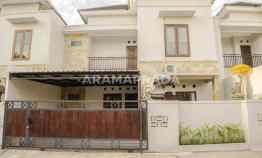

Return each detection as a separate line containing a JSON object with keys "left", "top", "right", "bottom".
{"left": 150, "top": 115, "right": 168, "bottom": 128}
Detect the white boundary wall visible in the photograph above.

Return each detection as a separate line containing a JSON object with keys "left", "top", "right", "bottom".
{"left": 147, "top": 100, "right": 262, "bottom": 152}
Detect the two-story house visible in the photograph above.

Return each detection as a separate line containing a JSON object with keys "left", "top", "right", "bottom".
{"left": 137, "top": 0, "right": 221, "bottom": 101}
{"left": 214, "top": 1, "right": 262, "bottom": 100}
{"left": 0, "top": 0, "right": 144, "bottom": 150}
{"left": 1, "top": 0, "right": 139, "bottom": 109}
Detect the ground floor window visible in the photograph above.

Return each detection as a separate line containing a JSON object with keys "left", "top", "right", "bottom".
{"left": 125, "top": 93, "right": 138, "bottom": 109}
{"left": 103, "top": 93, "right": 123, "bottom": 109}
{"left": 164, "top": 91, "right": 197, "bottom": 101}
{"left": 103, "top": 93, "right": 138, "bottom": 109}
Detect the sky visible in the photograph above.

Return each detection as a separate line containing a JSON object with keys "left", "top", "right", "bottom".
{"left": 50, "top": 0, "right": 262, "bottom": 25}
{"left": 50, "top": 0, "right": 128, "bottom": 25}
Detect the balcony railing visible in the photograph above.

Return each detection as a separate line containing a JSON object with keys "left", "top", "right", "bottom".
{"left": 88, "top": 57, "right": 137, "bottom": 71}
{"left": 224, "top": 54, "right": 262, "bottom": 67}
{"left": 8, "top": 57, "right": 138, "bottom": 73}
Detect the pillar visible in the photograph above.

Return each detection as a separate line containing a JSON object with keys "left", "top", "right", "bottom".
{"left": 212, "top": 76, "right": 221, "bottom": 100}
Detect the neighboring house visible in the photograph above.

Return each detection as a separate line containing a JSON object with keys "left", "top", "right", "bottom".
{"left": 214, "top": 2, "right": 262, "bottom": 100}
{"left": 1, "top": 0, "right": 262, "bottom": 150}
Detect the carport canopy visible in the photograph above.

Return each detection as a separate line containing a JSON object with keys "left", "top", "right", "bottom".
{"left": 9, "top": 71, "right": 139, "bottom": 87}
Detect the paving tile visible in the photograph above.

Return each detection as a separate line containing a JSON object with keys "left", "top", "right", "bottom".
{"left": 0, "top": 150, "right": 262, "bottom": 158}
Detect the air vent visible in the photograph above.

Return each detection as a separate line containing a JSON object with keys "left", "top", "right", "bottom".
{"left": 166, "top": 64, "right": 176, "bottom": 73}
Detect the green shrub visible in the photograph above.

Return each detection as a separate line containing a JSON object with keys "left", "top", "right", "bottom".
{"left": 179, "top": 123, "right": 245, "bottom": 145}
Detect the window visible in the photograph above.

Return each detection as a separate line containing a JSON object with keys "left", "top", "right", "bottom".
{"left": 165, "top": 25, "right": 190, "bottom": 57}
{"left": 12, "top": 30, "right": 32, "bottom": 60}
{"left": 164, "top": 91, "right": 196, "bottom": 101}
{"left": 71, "top": 40, "right": 82, "bottom": 47}
{"left": 125, "top": 93, "right": 138, "bottom": 109}
{"left": 103, "top": 93, "right": 122, "bottom": 109}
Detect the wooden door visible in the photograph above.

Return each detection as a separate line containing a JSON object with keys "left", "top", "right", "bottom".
{"left": 240, "top": 45, "right": 253, "bottom": 67}
{"left": 127, "top": 46, "right": 137, "bottom": 70}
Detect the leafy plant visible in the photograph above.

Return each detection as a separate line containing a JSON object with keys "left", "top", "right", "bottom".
{"left": 179, "top": 123, "right": 245, "bottom": 145}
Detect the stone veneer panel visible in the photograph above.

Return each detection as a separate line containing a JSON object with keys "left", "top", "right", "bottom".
{"left": 139, "top": 61, "right": 220, "bottom": 99}
{"left": 64, "top": 34, "right": 90, "bottom": 66}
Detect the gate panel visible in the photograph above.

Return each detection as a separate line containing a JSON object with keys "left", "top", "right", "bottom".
{"left": 6, "top": 110, "right": 26, "bottom": 137}
{"left": 3, "top": 101, "right": 148, "bottom": 150}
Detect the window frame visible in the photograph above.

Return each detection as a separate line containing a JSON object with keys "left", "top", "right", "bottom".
{"left": 12, "top": 30, "right": 33, "bottom": 61}
{"left": 103, "top": 93, "right": 123, "bottom": 109}
{"left": 164, "top": 24, "right": 191, "bottom": 57}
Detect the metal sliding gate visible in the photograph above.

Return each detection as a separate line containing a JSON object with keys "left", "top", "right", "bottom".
{"left": 2, "top": 101, "right": 148, "bottom": 150}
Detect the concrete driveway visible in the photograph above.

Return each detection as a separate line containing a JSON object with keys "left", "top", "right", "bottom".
{"left": 0, "top": 150, "right": 262, "bottom": 158}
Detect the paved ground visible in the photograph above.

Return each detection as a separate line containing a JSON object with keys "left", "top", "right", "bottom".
{"left": 0, "top": 150, "right": 262, "bottom": 158}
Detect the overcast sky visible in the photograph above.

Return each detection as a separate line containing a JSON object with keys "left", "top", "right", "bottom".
{"left": 50, "top": 0, "right": 262, "bottom": 25}
{"left": 50, "top": 0, "right": 128, "bottom": 25}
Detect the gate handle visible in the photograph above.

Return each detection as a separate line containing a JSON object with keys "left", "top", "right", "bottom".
{"left": 27, "top": 117, "right": 33, "bottom": 126}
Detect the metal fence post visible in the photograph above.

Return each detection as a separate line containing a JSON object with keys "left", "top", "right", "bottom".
{"left": 1, "top": 101, "right": 8, "bottom": 149}
{"left": 139, "top": 100, "right": 143, "bottom": 153}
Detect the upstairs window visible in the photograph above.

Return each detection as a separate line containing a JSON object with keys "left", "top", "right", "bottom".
{"left": 12, "top": 30, "right": 32, "bottom": 60}
{"left": 71, "top": 40, "right": 82, "bottom": 47}
{"left": 165, "top": 25, "right": 190, "bottom": 57}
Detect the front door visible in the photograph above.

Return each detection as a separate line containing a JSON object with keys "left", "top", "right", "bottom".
{"left": 240, "top": 45, "right": 253, "bottom": 67}
{"left": 127, "top": 46, "right": 137, "bottom": 70}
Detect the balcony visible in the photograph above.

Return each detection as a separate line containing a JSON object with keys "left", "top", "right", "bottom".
{"left": 88, "top": 57, "right": 137, "bottom": 71}
{"left": 224, "top": 54, "right": 262, "bottom": 68}
{"left": 8, "top": 57, "right": 137, "bottom": 73}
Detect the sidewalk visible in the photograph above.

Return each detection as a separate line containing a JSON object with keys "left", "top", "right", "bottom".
{"left": 0, "top": 150, "right": 262, "bottom": 158}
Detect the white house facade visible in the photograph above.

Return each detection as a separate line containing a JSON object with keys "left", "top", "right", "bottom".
{"left": 1, "top": 0, "right": 262, "bottom": 152}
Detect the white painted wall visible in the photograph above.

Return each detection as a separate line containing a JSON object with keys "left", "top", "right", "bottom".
{"left": 87, "top": 15, "right": 137, "bottom": 26}
{"left": 90, "top": 37, "right": 136, "bottom": 57}
{"left": 222, "top": 37, "right": 235, "bottom": 54}
{"left": 147, "top": 101, "right": 179, "bottom": 152}
{"left": 251, "top": 35, "right": 262, "bottom": 55}
{"left": 0, "top": 5, "right": 64, "bottom": 66}
{"left": 137, "top": 1, "right": 217, "bottom": 61}
{"left": 1, "top": 3, "right": 40, "bottom": 15}
{"left": 244, "top": 101, "right": 262, "bottom": 150}
{"left": 250, "top": 65, "right": 262, "bottom": 99}
{"left": 223, "top": 69, "right": 234, "bottom": 100}
{"left": 147, "top": 100, "right": 262, "bottom": 152}
{"left": 5, "top": 80, "right": 61, "bottom": 101}
{"left": 179, "top": 101, "right": 243, "bottom": 128}
{"left": 48, "top": 11, "right": 65, "bottom": 66}
{"left": 0, "top": 12, "right": 49, "bottom": 65}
